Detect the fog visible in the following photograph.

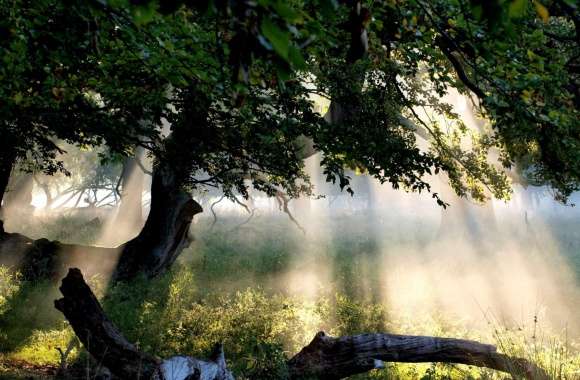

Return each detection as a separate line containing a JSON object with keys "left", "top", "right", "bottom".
{"left": 1, "top": 89, "right": 579, "bottom": 342}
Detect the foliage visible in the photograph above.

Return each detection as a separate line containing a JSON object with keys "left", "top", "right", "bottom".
{"left": 0, "top": 0, "right": 164, "bottom": 175}
{"left": 0, "top": 263, "right": 578, "bottom": 379}
{"left": 0, "top": 267, "right": 20, "bottom": 316}
{"left": 1, "top": 0, "right": 578, "bottom": 206}
{"left": 1, "top": 212, "right": 580, "bottom": 378}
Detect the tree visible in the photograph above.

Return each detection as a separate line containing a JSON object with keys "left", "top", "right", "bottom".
{"left": 111, "top": 0, "right": 579, "bottom": 280}
{"left": 1, "top": 0, "right": 579, "bottom": 282}
{"left": 0, "top": 0, "right": 165, "bottom": 208}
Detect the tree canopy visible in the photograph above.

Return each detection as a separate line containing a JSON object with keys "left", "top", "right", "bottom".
{"left": 1, "top": 0, "right": 579, "bottom": 206}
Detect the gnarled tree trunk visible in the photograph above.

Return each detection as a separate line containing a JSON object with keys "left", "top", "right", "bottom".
{"left": 113, "top": 164, "right": 202, "bottom": 282}
{"left": 0, "top": 164, "right": 201, "bottom": 283}
{"left": 0, "top": 221, "right": 119, "bottom": 281}
{"left": 56, "top": 268, "right": 548, "bottom": 380}
{"left": 55, "top": 268, "right": 160, "bottom": 379}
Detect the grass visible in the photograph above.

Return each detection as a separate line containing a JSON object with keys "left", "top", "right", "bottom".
{"left": 0, "top": 209, "right": 579, "bottom": 379}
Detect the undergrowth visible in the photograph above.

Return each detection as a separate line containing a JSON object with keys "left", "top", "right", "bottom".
{"left": 0, "top": 213, "right": 579, "bottom": 379}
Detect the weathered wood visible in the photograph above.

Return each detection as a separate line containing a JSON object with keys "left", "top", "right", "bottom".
{"left": 55, "top": 268, "right": 160, "bottom": 379}
{"left": 55, "top": 268, "right": 234, "bottom": 380}
{"left": 288, "top": 331, "right": 549, "bottom": 380}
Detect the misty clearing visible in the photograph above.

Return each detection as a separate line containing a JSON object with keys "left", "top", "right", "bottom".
{"left": 1, "top": 0, "right": 580, "bottom": 379}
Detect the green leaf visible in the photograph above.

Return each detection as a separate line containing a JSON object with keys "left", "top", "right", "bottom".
{"left": 272, "top": 1, "right": 301, "bottom": 23}
{"left": 12, "top": 92, "right": 23, "bottom": 104}
{"left": 261, "top": 17, "right": 290, "bottom": 60}
{"left": 132, "top": 4, "right": 157, "bottom": 25}
{"left": 508, "top": 0, "right": 528, "bottom": 18}
{"left": 288, "top": 45, "right": 306, "bottom": 70}
{"left": 319, "top": 0, "right": 339, "bottom": 18}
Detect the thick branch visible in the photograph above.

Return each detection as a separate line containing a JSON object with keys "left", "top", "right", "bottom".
{"left": 288, "top": 331, "right": 549, "bottom": 380}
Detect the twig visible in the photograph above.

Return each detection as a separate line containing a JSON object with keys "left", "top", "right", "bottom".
{"left": 210, "top": 195, "right": 226, "bottom": 229}
{"left": 275, "top": 191, "right": 305, "bottom": 234}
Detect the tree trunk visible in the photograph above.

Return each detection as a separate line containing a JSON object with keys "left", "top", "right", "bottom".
{"left": 0, "top": 163, "right": 201, "bottom": 283}
{"left": 56, "top": 268, "right": 548, "bottom": 380}
{"left": 55, "top": 268, "right": 234, "bottom": 380}
{"left": 117, "top": 148, "right": 147, "bottom": 229}
{"left": 55, "top": 268, "right": 160, "bottom": 379}
{"left": 0, "top": 147, "right": 17, "bottom": 212}
{"left": 113, "top": 164, "right": 202, "bottom": 282}
{"left": 3, "top": 172, "right": 35, "bottom": 214}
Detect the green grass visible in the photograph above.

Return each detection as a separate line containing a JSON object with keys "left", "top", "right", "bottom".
{"left": 0, "top": 211, "right": 579, "bottom": 379}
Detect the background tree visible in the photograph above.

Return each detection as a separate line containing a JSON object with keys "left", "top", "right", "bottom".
{"left": 0, "top": 0, "right": 165, "bottom": 208}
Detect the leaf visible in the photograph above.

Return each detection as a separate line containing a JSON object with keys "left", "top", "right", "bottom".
{"left": 272, "top": 1, "right": 301, "bottom": 23}
{"left": 131, "top": 4, "right": 156, "bottom": 25}
{"left": 319, "top": 0, "right": 339, "bottom": 18}
{"left": 275, "top": 62, "right": 292, "bottom": 82}
{"left": 12, "top": 92, "right": 23, "bottom": 104}
{"left": 534, "top": 1, "right": 549, "bottom": 22}
{"left": 508, "top": 0, "right": 528, "bottom": 18}
{"left": 261, "top": 17, "right": 290, "bottom": 60}
{"left": 288, "top": 45, "right": 306, "bottom": 70}
{"left": 471, "top": 5, "right": 483, "bottom": 19}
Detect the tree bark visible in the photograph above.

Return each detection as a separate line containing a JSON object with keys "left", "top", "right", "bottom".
{"left": 113, "top": 164, "right": 202, "bottom": 282}
{"left": 3, "top": 172, "right": 35, "bottom": 214}
{"left": 55, "top": 268, "right": 234, "bottom": 380}
{"left": 0, "top": 162, "right": 201, "bottom": 283}
{"left": 55, "top": 268, "right": 548, "bottom": 380}
{"left": 116, "top": 148, "right": 147, "bottom": 229}
{"left": 54, "top": 268, "right": 160, "bottom": 379}
{"left": 0, "top": 224, "right": 119, "bottom": 281}
{"left": 287, "top": 331, "right": 548, "bottom": 380}
{"left": 0, "top": 147, "right": 17, "bottom": 212}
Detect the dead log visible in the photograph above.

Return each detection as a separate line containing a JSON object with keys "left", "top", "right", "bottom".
{"left": 0, "top": 222, "right": 119, "bottom": 281}
{"left": 287, "top": 331, "right": 549, "bottom": 380}
{"left": 55, "top": 268, "right": 234, "bottom": 380}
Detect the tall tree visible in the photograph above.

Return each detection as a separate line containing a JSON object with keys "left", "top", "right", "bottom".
{"left": 1, "top": 0, "right": 579, "bottom": 281}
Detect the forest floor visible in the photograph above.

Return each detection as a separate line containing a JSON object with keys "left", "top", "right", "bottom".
{"left": 0, "top": 207, "right": 579, "bottom": 379}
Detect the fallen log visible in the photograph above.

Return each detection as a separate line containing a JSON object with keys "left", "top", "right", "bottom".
{"left": 288, "top": 331, "right": 549, "bottom": 380}
{"left": 54, "top": 268, "right": 234, "bottom": 380}
{"left": 0, "top": 220, "right": 119, "bottom": 281}
{"left": 55, "top": 268, "right": 549, "bottom": 380}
